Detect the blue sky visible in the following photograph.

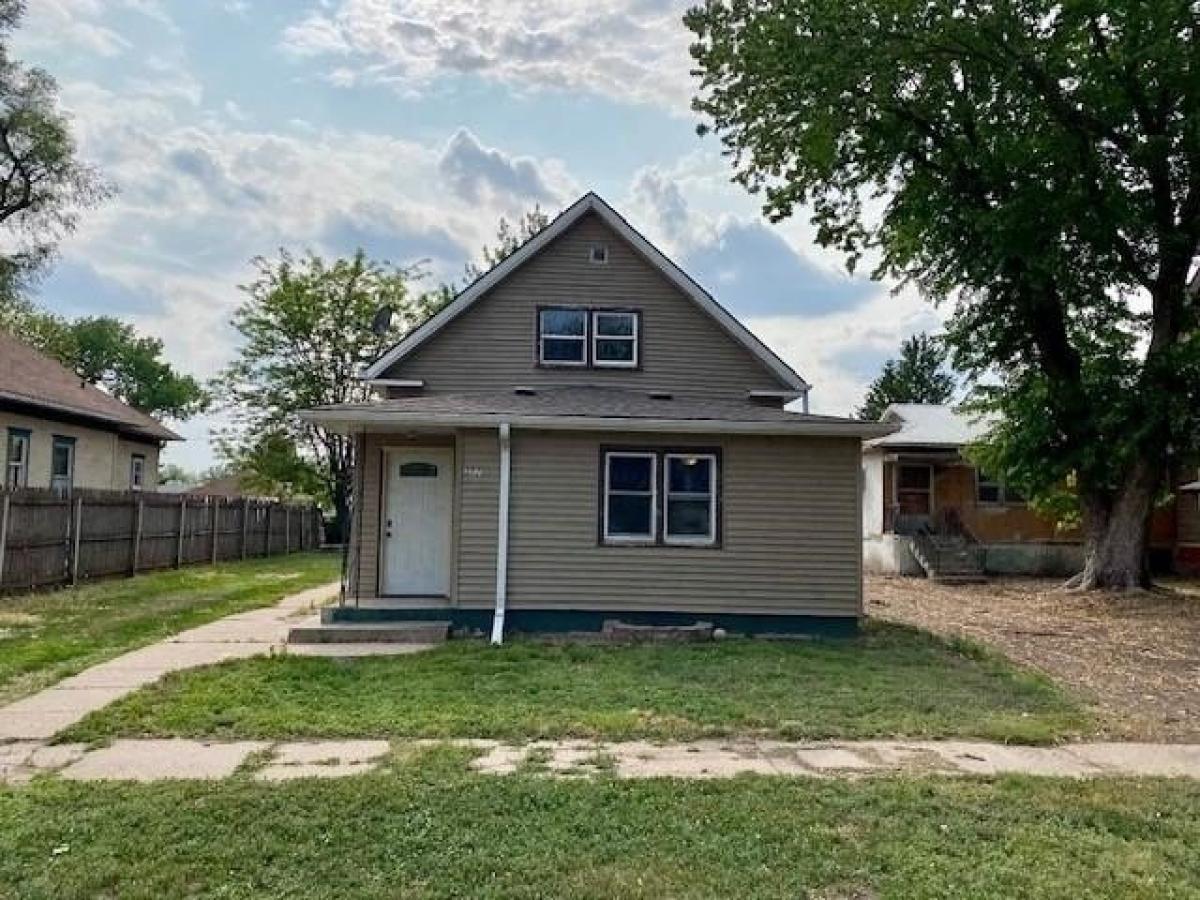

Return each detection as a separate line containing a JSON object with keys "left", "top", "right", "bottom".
{"left": 16, "top": 0, "right": 940, "bottom": 471}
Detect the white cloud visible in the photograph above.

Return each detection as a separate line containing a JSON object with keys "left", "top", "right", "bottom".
{"left": 17, "top": 0, "right": 173, "bottom": 57}
{"left": 279, "top": 0, "right": 695, "bottom": 110}
{"left": 438, "top": 128, "right": 573, "bottom": 207}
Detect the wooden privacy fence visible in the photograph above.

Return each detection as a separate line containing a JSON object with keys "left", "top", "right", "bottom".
{"left": 0, "top": 489, "right": 323, "bottom": 594}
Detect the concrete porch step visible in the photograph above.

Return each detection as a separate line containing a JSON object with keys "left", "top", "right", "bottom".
{"left": 287, "top": 619, "right": 450, "bottom": 645}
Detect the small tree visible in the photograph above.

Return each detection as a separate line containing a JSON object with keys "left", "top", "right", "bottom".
{"left": 0, "top": 0, "right": 111, "bottom": 296}
{"left": 857, "top": 334, "right": 955, "bottom": 420}
{"left": 216, "top": 249, "right": 448, "bottom": 538}
{"left": 463, "top": 206, "right": 551, "bottom": 283}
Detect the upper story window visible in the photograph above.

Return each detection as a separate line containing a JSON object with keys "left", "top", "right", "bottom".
{"left": 592, "top": 311, "right": 638, "bottom": 368}
{"left": 538, "top": 306, "right": 641, "bottom": 369}
{"left": 6, "top": 427, "right": 29, "bottom": 489}
{"left": 130, "top": 453, "right": 146, "bottom": 490}
{"left": 538, "top": 307, "right": 588, "bottom": 366}
{"left": 51, "top": 435, "right": 75, "bottom": 494}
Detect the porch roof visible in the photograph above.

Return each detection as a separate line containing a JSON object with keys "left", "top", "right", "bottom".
{"left": 301, "top": 387, "right": 897, "bottom": 439}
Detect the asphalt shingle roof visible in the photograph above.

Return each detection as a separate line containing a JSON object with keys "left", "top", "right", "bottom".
{"left": 306, "top": 386, "right": 889, "bottom": 433}
{"left": 0, "top": 330, "right": 181, "bottom": 441}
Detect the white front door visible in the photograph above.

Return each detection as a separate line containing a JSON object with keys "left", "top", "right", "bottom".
{"left": 382, "top": 447, "right": 454, "bottom": 596}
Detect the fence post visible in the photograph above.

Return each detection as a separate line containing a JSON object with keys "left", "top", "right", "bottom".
{"left": 266, "top": 503, "right": 273, "bottom": 556}
{"left": 241, "top": 498, "right": 249, "bottom": 560}
{"left": 211, "top": 497, "right": 221, "bottom": 564}
{"left": 70, "top": 496, "right": 84, "bottom": 587}
{"left": 176, "top": 497, "right": 187, "bottom": 568}
{"left": 285, "top": 504, "right": 292, "bottom": 554}
{"left": 131, "top": 498, "right": 144, "bottom": 575}
{"left": 0, "top": 493, "right": 9, "bottom": 587}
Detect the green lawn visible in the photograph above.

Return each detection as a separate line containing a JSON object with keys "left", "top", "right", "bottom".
{"left": 1, "top": 749, "right": 1197, "bottom": 899}
{"left": 0, "top": 552, "right": 340, "bottom": 704}
{"left": 64, "top": 623, "right": 1089, "bottom": 744}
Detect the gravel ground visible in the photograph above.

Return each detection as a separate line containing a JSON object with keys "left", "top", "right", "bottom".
{"left": 868, "top": 575, "right": 1200, "bottom": 743}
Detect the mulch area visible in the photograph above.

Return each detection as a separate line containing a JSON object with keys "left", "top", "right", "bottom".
{"left": 867, "top": 575, "right": 1200, "bottom": 742}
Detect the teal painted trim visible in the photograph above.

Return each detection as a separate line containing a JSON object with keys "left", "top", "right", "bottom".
{"left": 324, "top": 605, "right": 859, "bottom": 637}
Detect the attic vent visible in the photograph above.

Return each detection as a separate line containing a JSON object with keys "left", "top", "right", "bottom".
{"left": 513, "top": 386, "right": 538, "bottom": 396}
{"left": 588, "top": 243, "right": 609, "bottom": 265}
{"left": 648, "top": 391, "right": 673, "bottom": 401}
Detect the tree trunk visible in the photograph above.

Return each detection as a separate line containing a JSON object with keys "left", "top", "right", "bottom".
{"left": 1071, "top": 459, "right": 1159, "bottom": 590}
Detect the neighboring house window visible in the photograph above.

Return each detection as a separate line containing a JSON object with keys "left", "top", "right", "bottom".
{"left": 896, "top": 464, "right": 933, "bottom": 516}
{"left": 538, "top": 307, "right": 588, "bottom": 366}
{"left": 975, "top": 469, "right": 1024, "bottom": 505}
{"left": 51, "top": 435, "right": 75, "bottom": 494}
{"left": 664, "top": 453, "right": 718, "bottom": 545}
{"left": 603, "top": 452, "right": 657, "bottom": 542}
{"left": 592, "top": 311, "right": 639, "bottom": 368}
{"left": 5, "top": 428, "right": 30, "bottom": 489}
{"left": 601, "top": 448, "right": 721, "bottom": 546}
{"left": 130, "top": 453, "right": 146, "bottom": 490}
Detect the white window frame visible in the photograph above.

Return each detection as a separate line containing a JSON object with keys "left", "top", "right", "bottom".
{"left": 591, "top": 310, "right": 639, "bottom": 369}
{"left": 603, "top": 451, "right": 657, "bottom": 543}
{"left": 130, "top": 453, "right": 146, "bottom": 490}
{"left": 538, "top": 307, "right": 588, "bottom": 367}
{"left": 6, "top": 428, "right": 29, "bottom": 489}
{"left": 664, "top": 452, "right": 718, "bottom": 546}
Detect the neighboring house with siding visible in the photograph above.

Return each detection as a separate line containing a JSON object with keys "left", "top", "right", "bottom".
{"left": 863, "top": 402, "right": 1198, "bottom": 577}
{"left": 0, "top": 330, "right": 180, "bottom": 493}
{"left": 303, "top": 192, "right": 892, "bottom": 640}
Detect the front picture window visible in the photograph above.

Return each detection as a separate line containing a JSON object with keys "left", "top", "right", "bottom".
{"left": 592, "top": 311, "right": 638, "bottom": 367}
{"left": 539, "top": 308, "right": 587, "bottom": 365}
{"left": 665, "top": 454, "right": 717, "bottom": 544}
{"left": 603, "top": 452, "right": 656, "bottom": 541}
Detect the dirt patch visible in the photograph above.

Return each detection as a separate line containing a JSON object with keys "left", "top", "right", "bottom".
{"left": 868, "top": 576, "right": 1200, "bottom": 742}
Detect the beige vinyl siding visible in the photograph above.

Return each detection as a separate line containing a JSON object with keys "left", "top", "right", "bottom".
{"left": 382, "top": 212, "right": 790, "bottom": 399}
{"left": 455, "top": 429, "right": 499, "bottom": 606}
{"left": 452, "top": 430, "right": 861, "bottom": 617}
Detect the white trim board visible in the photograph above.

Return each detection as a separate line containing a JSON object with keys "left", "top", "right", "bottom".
{"left": 362, "top": 192, "right": 810, "bottom": 391}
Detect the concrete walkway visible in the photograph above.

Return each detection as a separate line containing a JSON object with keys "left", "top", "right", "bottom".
{"left": 5, "top": 737, "right": 1200, "bottom": 784}
{"left": 0, "top": 581, "right": 342, "bottom": 741}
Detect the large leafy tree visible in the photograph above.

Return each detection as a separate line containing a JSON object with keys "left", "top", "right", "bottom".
{"left": 857, "top": 333, "right": 956, "bottom": 420}
{"left": 687, "top": 0, "right": 1200, "bottom": 589}
{"left": 0, "top": 0, "right": 110, "bottom": 297}
{"left": 216, "top": 249, "right": 448, "bottom": 538}
{"left": 0, "top": 297, "right": 207, "bottom": 419}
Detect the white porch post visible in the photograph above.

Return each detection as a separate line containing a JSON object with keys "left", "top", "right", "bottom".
{"left": 490, "top": 422, "right": 512, "bottom": 645}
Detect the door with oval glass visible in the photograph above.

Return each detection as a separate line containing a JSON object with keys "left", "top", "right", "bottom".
{"left": 382, "top": 447, "right": 453, "bottom": 596}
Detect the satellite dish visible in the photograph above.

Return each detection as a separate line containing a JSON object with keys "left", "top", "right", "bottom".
{"left": 370, "top": 305, "right": 394, "bottom": 336}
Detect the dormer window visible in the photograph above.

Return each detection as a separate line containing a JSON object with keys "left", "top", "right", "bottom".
{"left": 589, "top": 243, "right": 609, "bottom": 264}
{"left": 592, "top": 311, "right": 638, "bottom": 368}
{"left": 538, "top": 307, "right": 588, "bottom": 366}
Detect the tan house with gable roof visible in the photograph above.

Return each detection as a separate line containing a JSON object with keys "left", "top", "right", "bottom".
{"left": 303, "top": 192, "right": 893, "bottom": 640}
{"left": 0, "top": 331, "right": 180, "bottom": 493}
